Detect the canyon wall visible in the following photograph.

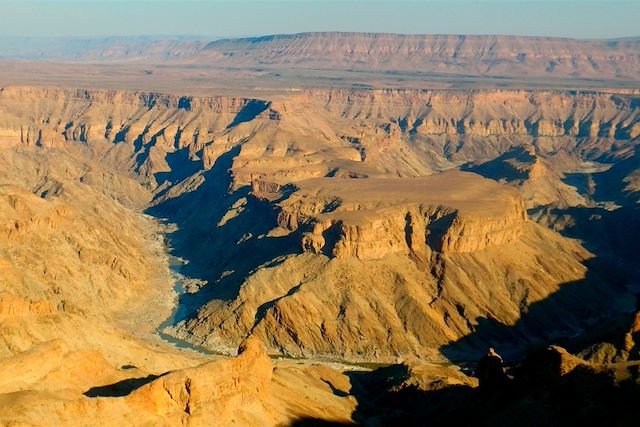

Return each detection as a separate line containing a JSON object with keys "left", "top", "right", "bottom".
{"left": 0, "top": 85, "right": 636, "bottom": 361}
{"left": 2, "top": 86, "right": 637, "bottom": 190}
{"left": 268, "top": 173, "right": 527, "bottom": 260}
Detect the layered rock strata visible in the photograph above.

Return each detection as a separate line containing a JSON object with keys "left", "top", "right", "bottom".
{"left": 267, "top": 171, "right": 527, "bottom": 259}
{"left": 0, "top": 85, "right": 634, "bottom": 361}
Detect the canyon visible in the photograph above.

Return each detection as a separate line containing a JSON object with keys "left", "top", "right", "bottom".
{"left": 0, "top": 32, "right": 638, "bottom": 425}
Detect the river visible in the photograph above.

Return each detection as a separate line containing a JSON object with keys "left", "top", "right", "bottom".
{"left": 155, "top": 256, "right": 219, "bottom": 355}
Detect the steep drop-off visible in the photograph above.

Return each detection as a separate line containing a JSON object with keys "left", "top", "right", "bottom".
{"left": 0, "top": 86, "right": 637, "bottom": 362}
{"left": 2, "top": 86, "right": 638, "bottom": 185}
{"left": 0, "top": 121, "right": 359, "bottom": 426}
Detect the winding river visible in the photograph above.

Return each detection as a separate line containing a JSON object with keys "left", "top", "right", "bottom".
{"left": 156, "top": 256, "right": 218, "bottom": 355}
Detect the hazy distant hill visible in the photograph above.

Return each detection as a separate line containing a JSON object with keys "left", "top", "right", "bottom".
{"left": 2, "top": 32, "right": 639, "bottom": 81}
{"left": 0, "top": 36, "right": 206, "bottom": 61}
{"left": 195, "top": 32, "right": 640, "bottom": 80}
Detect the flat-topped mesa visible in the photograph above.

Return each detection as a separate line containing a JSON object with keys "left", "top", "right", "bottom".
{"left": 199, "top": 33, "right": 640, "bottom": 80}
{"left": 269, "top": 171, "right": 527, "bottom": 260}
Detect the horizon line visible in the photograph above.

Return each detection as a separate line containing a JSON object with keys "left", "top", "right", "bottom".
{"left": 1, "top": 31, "right": 639, "bottom": 42}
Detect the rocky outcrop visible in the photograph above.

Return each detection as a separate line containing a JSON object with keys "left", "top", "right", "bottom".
{"left": 0, "top": 84, "right": 635, "bottom": 369}
{"left": 336, "top": 345, "right": 640, "bottom": 426}
{"left": 0, "top": 338, "right": 130, "bottom": 395}
{"left": 464, "top": 146, "right": 588, "bottom": 208}
{"left": 521, "top": 345, "right": 588, "bottom": 381}
{"left": 175, "top": 213, "right": 601, "bottom": 361}
{"left": 0, "top": 337, "right": 356, "bottom": 426}
{"left": 126, "top": 337, "right": 274, "bottom": 424}
{"left": 270, "top": 172, "right": 527, "bottom": 260}
{"left": 295, "top": 89, "right": 640, "bottom": 142}
{"left": 1, "top": 86, "right": 638, "bottom": 193}
{"left": 1, "top": 34, "right": 637, "bottom": 423}
{"left": 0, "top": 164, "right": 165, "bottom": 318}
{"left": 0, "top": 86, "right": 273, "bottom": 187}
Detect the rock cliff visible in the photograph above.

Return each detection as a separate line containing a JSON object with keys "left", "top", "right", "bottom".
{"left": 268, "top": 172, "right": 527, "bottom": 259}
{"left": 0, "top": 336, "right": 356, "bottom": 426}
{"left": 0, "top": 85, "right": 635, "bottom": 362}
{"left": 2, "top": 86, "right": 637, "bottom": 191}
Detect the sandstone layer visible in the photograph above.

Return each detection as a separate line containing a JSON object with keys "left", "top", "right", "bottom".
{"left": 0, "top": 337, "right": 357, "bottom": 426}
{"left": 0, "top": 85, "right": 635, "bottom": 362}
{"left": 271, "top": 171, "right": 527, "bottom": 259}
{"left": 1, "top": 86, "right": 638, "bottom": 191}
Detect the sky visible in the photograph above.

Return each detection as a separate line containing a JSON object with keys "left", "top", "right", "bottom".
{"left": 0, "top": 0, "right": 638, "bottom": 39}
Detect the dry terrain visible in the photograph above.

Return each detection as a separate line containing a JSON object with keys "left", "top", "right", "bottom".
{"left": 0, "top": 32, "right": 639, "bottom": 425}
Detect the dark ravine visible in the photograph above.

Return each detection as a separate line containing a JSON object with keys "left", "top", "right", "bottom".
{"left": 2, "top": 24, "right": 640, "bottom": 426}
{"left": 2, "top": 85, "right": 638, "bottom": 363}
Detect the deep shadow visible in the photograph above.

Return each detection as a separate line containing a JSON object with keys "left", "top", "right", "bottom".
{"left": 177, "top": 96, "right": 192, "bottom": 111}
{"left": 441, "top": 257, "right": 634, "bottom": 362}
{"left": 425, "top": 213, "right": 456, "bottom": 252}
{"left": 322, "top": 379, "right": 350, "bottom": 398}
{"left": 461, "top": 146, "right": 535, "bottom": 182}
{"left": 591, "top": 148, "right": 640, "bottom": 207}
{"left": 289, "top": 420, "right": 355, "bottom": 427}
{"left": 450, "top": 145, "right": 640, "bottom": 360}
{"left": 84, "top": 374, "right": 159, "bottom": 397}
{"left": 532, "top": 204, "right": 640, "bottom": 271}
{"left": 145, "top": 145, "right": 301, "bottom": 322}
{"left": 546, "top": 147, "right": 639, "bottom": 268}
{"left": 319, "top": 221, "right": 343, "bottom": 258}
{"left": 226, "top": 100, "right": 270, "bottom": 129}
{"left": 291, "top": 350, "right": 640, "bottom": 427}
{"left": 154, "top": 147, "right": 203, "bottom": 189}
{"left": 112, "top": 125, "right": 129, "bottom": 144}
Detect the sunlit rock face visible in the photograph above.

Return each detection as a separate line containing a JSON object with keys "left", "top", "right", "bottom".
{"left": 0, "top": 81, "right": 634, "bottom": 420}
{"left": 272, "top": 172, "right": 527, "bottom": 259}
{"left": 0, "top": 26, "right": 639, "bottom": 426}
{"left": 0, "top": 85, "right": 635, "bottom": 363}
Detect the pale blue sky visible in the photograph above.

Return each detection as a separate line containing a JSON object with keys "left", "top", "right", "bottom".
{"left": 0, "top": 0, "right": 637, "bottom": 39}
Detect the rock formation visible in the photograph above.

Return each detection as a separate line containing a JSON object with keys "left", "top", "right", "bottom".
{"left": 335, "top": 344, "right": 640, "bottom": 426}
{"left": 5, "top": 33, "right": 640, "bottom": 82}
{"left": 193, "top": 33, "right": 640, "bottom": 80}
{"left": 0, "top": 337, "right": 356, "bottom": 426}
{"left": 1, "top": 86, "right": 637, "bottom": 189}
{"left": 0, "top": 85, "right": 635, "bottom": 361}
{"left": 0, "top": 79, "right": 637, "bottom": 424}
{"left": 463, "top": 146, "right": 587, "bottom": 208}
{"left": 271, "top": 172, "right": 528, "bottom": 259}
